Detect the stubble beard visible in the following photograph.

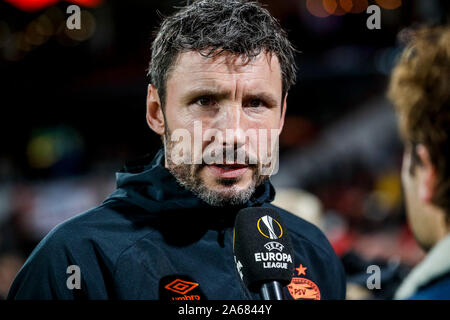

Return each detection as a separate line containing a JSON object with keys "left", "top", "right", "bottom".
{"left": 164, "top": 131, "right": 268, "bottom": 207}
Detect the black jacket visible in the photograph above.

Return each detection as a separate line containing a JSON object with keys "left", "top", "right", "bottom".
{"left": 8, "top": 149, "right": 346, "bottom": 300}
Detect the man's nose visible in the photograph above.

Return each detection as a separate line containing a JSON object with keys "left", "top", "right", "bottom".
{"left": 223, "top": 103, "right": 246, "bottom": 149}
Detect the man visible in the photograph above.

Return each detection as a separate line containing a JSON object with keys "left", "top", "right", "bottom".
{"left": 8, "top": 0, "right": 346, "bottom": 300}
{"left": 389, "top": 25, "right": 450, "bottom": 299}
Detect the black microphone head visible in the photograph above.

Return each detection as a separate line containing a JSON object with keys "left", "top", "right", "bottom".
{"left": 233, "top": 207, "right": 295, "bottom": 291}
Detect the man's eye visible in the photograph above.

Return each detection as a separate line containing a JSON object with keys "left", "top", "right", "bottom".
{"left": 196, "top": 96, "right": 215, "bottom": 107}
{"left": 248, "top": 99, "right": 265, "bottom": 108}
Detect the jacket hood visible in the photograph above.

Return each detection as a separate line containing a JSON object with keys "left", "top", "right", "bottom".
{"left": 104, "top": 149, "right": 275, "bottom": 227}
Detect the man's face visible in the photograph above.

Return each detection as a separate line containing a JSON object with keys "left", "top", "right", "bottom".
{"left": 401, "top": 145, "right": 443, "bottom": 251}
{"left": 160, "top": 51, "right": 285, "bottom": 206}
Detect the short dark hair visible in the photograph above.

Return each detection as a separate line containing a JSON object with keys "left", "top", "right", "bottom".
{"left": 148, "top": 0, "right": 297, "bottom": 108}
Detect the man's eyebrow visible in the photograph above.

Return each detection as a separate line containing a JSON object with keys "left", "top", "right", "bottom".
{"left": 182, "top": 88, "right": 229, "bottom": 102}
{"left": 182, "top": 88, "right": 280, "bottom": 106}
{"left": 245, "top": 93, "right": 279, "bottom": 106}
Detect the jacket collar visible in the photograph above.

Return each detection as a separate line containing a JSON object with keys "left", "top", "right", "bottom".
{"left": 105, "top": 149, "right": 275, "bottom": 224}
{"left": 395, "top": 234, "right": 450, "bottom": 299}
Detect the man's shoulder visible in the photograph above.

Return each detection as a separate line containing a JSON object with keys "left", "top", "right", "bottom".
{"left": 265, "top": 203, "right": 344, "bottom": 272}
{"left": 410, "top": 273, "right": 450, "bottom": 300}
{"left": 265, "top": 203, "right": 334, "bottom": 254}
{"left": 32, "top": 199, "right": 155, "bottom": 262}
{"left": 8, "top": 200, "right": 144, "bottom": 299}
{"left": 265, "top": 203, "right": 347, "bottom": 299}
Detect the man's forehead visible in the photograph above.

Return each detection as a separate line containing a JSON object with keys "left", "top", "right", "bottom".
{"left": 170, "top": 50, "right": 282, "bottom": 80}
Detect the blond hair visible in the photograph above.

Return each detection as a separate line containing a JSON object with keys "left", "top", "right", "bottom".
{"left": 389, "top": 25, "right": 450, "bottom": 212}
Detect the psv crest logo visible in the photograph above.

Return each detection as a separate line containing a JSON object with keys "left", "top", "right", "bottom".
{"left": 287, "top": 264, "right": 321, "bottom": 300}
{"left": 287, "top": 277, "right": 321, "bottom": 300}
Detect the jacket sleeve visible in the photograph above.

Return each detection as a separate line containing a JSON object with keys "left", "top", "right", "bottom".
{"left": 7, "top": 227, "right": 81, "bottom": 299}
{"left": 7, "top": 219, "right": 112, "bottom": 300}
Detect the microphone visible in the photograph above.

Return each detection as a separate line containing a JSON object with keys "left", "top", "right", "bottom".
{"left": 233, "top": 207, "right": 295, "bottom": 300}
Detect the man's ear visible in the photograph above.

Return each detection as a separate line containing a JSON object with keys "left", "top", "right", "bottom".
{"left": 416, "top": 144, "right": 437, "bottom": 203}
{"left": 146, "top": 84, "right": 165, "bottom": 135}
{"left": 278, "top": 93, "right": 288, "bottom": 133}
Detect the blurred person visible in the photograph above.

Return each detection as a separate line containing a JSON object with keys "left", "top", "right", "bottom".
{"left": 389, "top": 25, "right": 450, "bottom": 299}
{"left": 7, "top": 0, "right": 345, "bottom": 300}
{"left": 0, "top": 252, "right": 24, "bottom": 300}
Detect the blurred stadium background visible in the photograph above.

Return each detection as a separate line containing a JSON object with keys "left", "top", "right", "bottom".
{"left": 0, "top": 0, "right": 449, "bottom": 299}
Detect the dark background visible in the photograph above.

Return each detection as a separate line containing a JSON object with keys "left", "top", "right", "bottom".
{"left": 0, "top": 0, "right": 449, "bottom": 299}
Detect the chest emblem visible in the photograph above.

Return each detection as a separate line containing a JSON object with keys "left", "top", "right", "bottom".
{"left": 165, "top": 279, "right": 199, "bottom": 295}
{"left": 287, "top": 264, "right": 321, "bottom": 300}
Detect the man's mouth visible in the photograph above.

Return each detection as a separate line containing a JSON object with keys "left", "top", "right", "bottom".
{"left": 206, "top": 163, "right": 250, "bottom": 179}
